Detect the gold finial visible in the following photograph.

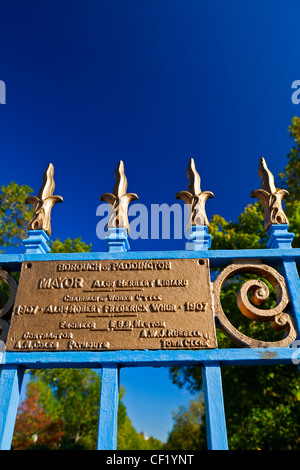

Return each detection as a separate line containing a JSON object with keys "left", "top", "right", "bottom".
{"left": 250, "top": 157, "right": 289, "bottom": 231}
{"left": 100, "top": 160, "right": 138, "bottom": 233}
{"left": 176, "top": 158, "right": 214, "bottom": 230}
{"left": 25, "top": 163, "right": 63, "bottom": 236}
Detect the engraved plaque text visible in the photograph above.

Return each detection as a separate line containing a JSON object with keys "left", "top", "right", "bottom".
{"left": 6, "top": 258, "right": 217, "bottom": 351}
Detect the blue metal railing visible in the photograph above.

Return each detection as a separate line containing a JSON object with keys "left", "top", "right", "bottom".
{"left": 0, "top": 228, "right": 299, "bottom": 450}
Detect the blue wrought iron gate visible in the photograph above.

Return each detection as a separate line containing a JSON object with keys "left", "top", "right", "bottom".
{"left": 0, "top": 159, "right": 299, "bottom": 450}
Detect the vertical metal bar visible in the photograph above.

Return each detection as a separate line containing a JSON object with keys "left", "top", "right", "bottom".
{"left": 0, "top": 366, "right": 24, "bottom": 450}
{"left": 282, "top": 257, "right": 300, "bottom": 337}
{"left": 97, "top": 364, "right": 119, "bottom": 450}
{"left": 202, "top": 362, "right": 228, "bottom": 450}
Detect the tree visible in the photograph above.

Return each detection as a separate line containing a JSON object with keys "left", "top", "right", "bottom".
{"left": 278, "top": 116, "right": 300, "bottom": 201}
{"left": 28, "top": 368, "right": 102, "bottom": 449}
{"left": 164, "top": 394, "right": 206, "bottom": 450}
{"left": 50, "top": 237, "right": 92, "bottom": 253}
{"left": 168, "top": 116, "right": 300, "bottom": 450}
{"left": 12, "top": 381, "right": 65, "bottom": 450}
{"left": 0, "top": 181, "right": 33, "bottom": 251}
{"left": 13, "top": 370, "right": 162, "bottom": 450}
{"left": 117, "top": 389, "right": 163, "bottom": 450}
{"left": 278, "top": 116, "right": 300, "bottom": 246}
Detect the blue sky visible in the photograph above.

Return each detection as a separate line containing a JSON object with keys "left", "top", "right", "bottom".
{"left": 1, "top": 0, "right": 300, "bottom": 443}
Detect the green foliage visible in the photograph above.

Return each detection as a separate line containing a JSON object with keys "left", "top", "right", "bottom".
{"left": 223, "top": 364, "right": 300, "bottom": 450}
{"left": 164, "top": 395, "right": 206, "bottom": 450}
{"left": 169, "top": 116, "right": 300, "bottom": 450}
{"left": 0, "top": 182, "right": 34, "bottom": 306}
{"left": 0, "top": 181, "right": 33, "bottom": 251}
{"left": 117, "top": 390, "right": 163, "bottom": 450}
{"left": 209, "top": 203, "right": 267, "bottom": 250}
{"left": 15, "top": 371, "right": 162, "bottom": 450}
{"left": 276, "top": 116, "right": 300, "bottom": 247}
{"left": 12, "top": 380, "right": 65, "bottom": 450}
{"left": 278, "top": 116, "right": 300, "bottom": 201}
{"left": 50, "top": 237, "right": 92, "bottom": 253}
{"left": 29, "top": 369, "right": 102, "bottom": 449}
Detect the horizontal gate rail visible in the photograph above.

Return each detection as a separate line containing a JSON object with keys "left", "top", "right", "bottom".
{"left": 0, "top": 246, "right": 299, "bottom": 450}
{"left": 0, "top": 247, "right": 299, "bottom": 270}
{"left": 0, "top": 347, "right": 298, "bottom": 368}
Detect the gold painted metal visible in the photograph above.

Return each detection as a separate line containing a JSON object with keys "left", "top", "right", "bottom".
{"left": 6, "top": 258, "right": 217, "bottom": 351}
{"left": 0, "top": 270, "right": 18, "bottom": 342}
{"left": 26, "top": 163, "right": 63, "bottom": 236}
{"left": 250, "top": 157, "right": 289, "bottom": 231}
{"left": 176, "top": 158, "right": 214, "bottom": 231}
{"left": 213, "top": 261, "right": 296, "bottom": 348}
{"left": 100, "top": 161, "right": 138, "bottom": 233}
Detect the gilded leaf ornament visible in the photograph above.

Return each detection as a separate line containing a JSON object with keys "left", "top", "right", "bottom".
{"left": 176, "top": 158, "right": 214, "bottom": 230}
{"left": 250, "top": 157, "right": 289, "bottom": 231}
{"left": 100, "top": 160, "right": 138, "bottom": 233}
{"left": 26, "top": 163, "right": 63, "bottom": 236}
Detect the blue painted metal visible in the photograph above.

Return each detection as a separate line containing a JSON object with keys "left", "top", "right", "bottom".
{"left": 185, "top": 225, "right": 212, "bottom": 250}
{"left": 266, "top": 224, "right": 295, "bottom": 249}
{"left": 97, "top": 365, "right": 119, "bottom": 450}
{"left": 282, "top": 257, "right": 300, "bottom": 338}
{"left": 0, "top": 248, "right": 299, "bottom": 273}
{"left": 202, "top": 363, "right": 228, "bottom": 450}
{"left": 0, "top": 222, "right": 299, "bottom": 450}
{"left": 105, "top": 227, "right": 130, "bottom": 252}
{"left": 22, "top": 230, "right": 51, "bottom": 254}
{"left": 0, "top": 367, "right": 24, "bottom": 450}
{"left": 1, "top": 347, "right": 297, "bottom": 368}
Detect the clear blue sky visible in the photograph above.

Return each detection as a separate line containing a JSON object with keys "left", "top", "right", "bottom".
{"left": 1, "top": 0, "right": 300, "bottom": 443}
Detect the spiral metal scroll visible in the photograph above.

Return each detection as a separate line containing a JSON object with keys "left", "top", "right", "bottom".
{"left": 212, "top": 262, "right": 297, "bottom": 348}
{"left": 0, "top": 270, "right": 17, "bottom": 342}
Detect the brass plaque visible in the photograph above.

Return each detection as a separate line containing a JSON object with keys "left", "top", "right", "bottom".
{"left": 6, "top": 258, "right": 217, "bottom": 352}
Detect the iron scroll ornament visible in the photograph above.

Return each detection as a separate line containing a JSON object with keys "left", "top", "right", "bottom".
{"left": 0, "top": 269, "right": 17, "bottom": 342}
{"left": 212, "top": 262, "right": 297, "bottom": 348}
